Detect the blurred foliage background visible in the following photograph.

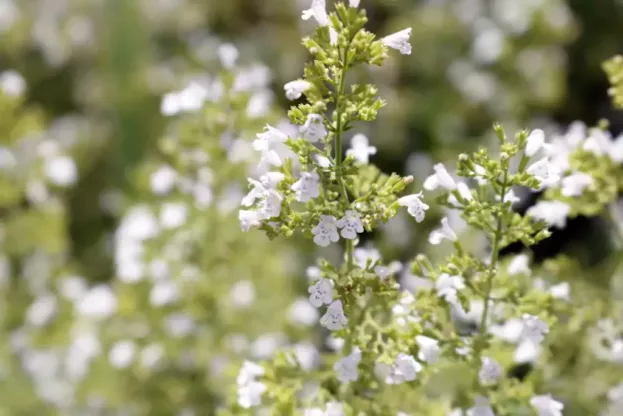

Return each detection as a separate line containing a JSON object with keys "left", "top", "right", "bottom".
{"left": 1, "top": 0, "right": 623, "bottom": 414}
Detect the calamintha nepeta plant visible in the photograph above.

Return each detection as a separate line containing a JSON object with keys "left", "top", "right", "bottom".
{"left": 231, "top": 1, "right": 578, "bottom": 415}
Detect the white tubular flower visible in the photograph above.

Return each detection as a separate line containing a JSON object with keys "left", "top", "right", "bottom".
{"left": 284, "top": 79, "right": 312, "bottom": 101}
{"left": 429, "top": 217, "right": 458, "bottom": 245}
{"left": 382, "top": 28, "right": 413, "bottom": 55}
{"left": 320, "top": 300, "right": 348, "bottom": 330}
{"left": 415, "top": 335, "right": 440, "bottom": 364}
{"left": 150, "top": 164, "right": 177, "bottom": 195}
{"left": 526, "top": 157, "right": 561, "bottom": 189}
{"left": 474, "top": 164, "right": 488, "bottom": 186}
{"left": 312, "top": 215, "right": 340, "bottom": 247}
{"left": 302, "top": 0, "right": 329, "bottom": 26}
{"left": 291, "top": 170, "right": 320, "bottom": 202}
{"left": 479, "top": 357, "right": 503, "bottom": 385}
{"left": 526, "top": 201, "right": 570, "bottom": 229}
{"left": 258, "top": 189, "right": 283, "bottom": 219}
{"left": 423, "top": 163, "right": 457, "bottom": 191}
{"left": 237, "top": 361, "right": 266, "bottom": 409}
{"left": 308, "top": 278, "right": 333, "bottom": 307}
{"left": 241, "top": 179, "right": 267, "bottom": 207}
{"left": 397, "top": 192, "right": 429, "bottom": 223}
{"left": 386, "top": 353, "right": 422, "bottom": 384}
{"left": 346, "top": 134, "right": 377, "bottom": 164}
{"left": 530, "top": 394, "right": 564, "bottom": 416}
{"left": 435, "top": 273, "right": 465, "bottom": 304}
{"left": 525, "top": 129, "right": 546, "bottom": 157}
{"left": 561, "top": 172, "right": 593, "bottom": 197}
{"left": 333, "top": 347, "right": 361, "bottom": 383}
{"left": 497, "top": 188, "right": 520, "bottom": 205}
{"left": 507, "top": 254, "right": 531, "bottom": 276}
{"left": 457, "top": 182, "right": 473, "bottom": 201}
{"left": 259, "top": 171, "right": 285, "bottom": 189}
{"left": 349, "top": 0, "right": 360, "bottom": 7}
{"left": 467, "top": 396, "right": 496, "bottom": 416}
{"left": 301, "top": 113, "right": 328, "bottom": 143}
{"left": 521, "top": 314, "right": 549, "bottom": 344}
{"left": 337, "top": 210, "right": 364, "bottom": 239}
{"left": 253, "top": 125, "right": 291, "bottom": 168}
{"left": 239, "top": 210, "right": 264, "bottom": 232}
{"left": 608, "top": 134, "right": 623, "bottom": 163}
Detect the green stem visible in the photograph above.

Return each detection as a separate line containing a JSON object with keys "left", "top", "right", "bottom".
{"left": 478, "top": 172, "right": 508, "bottom": 336}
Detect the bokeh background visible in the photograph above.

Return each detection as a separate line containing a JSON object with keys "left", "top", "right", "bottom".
{"left": 1, "top": 0, "right": 623, "bottom": 414}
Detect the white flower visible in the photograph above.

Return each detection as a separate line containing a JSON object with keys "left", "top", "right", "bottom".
{"left": 253, "top": 125, "right": 291, "bottom": 168}
{"left": 423, "top": 163, "right": 457, "bottom": 191}
{"left": 526, "top": 157, "right": 561, "bottom": 189}
{"left": 217, "top": 43, "right": 239, "bottom": 68}
{"left": 497, "top": 188, "right": 520, "bottom": 205}
{"left": 415, "top": 335, "right": 440, "bottom": 364}
{"left": 333, "top": 347, "right": 361, "bottom": 383}
{"left": 349, "top": 0, "right": 360, "bottom": 7}
{"left": 397, "top": 192, "right": 429, "bottom": 222}
{"left": 479, "top": 357, "right": 502, "bottom": 384}
{"left": 550, "top": 282, "right": 570, "bottom": 301}
{"left": 0, "top": 70, "right": 26, "bottom": 96}
{"left": 258, "top": 189, "right": 283, "bottom": 219}
{"left": 160, "top": 202, "right": 188, "bottom": 229}
{"left": 354, "top": 245, "right": 381, "bottom": 268}
{"left": 561, "top": 172, "right": 593, "bottom": 197}
{"left": 457, "top": 182, "right": 473, "bottom": 201}
{"left": 44, "top": 156, "right": 78, "bottom": 187}
{"left": 507, "top": 254, "right": 531, "bottom": 276}
{"left": 239, "top": 209, "right": 264, "bottom": 232}
{"left": 230, "top": 280, "right": 256, "bottom": 308}
{"left": 608, "top": 134, "right": 623, "bottom": 163}
{"left": 302, "top": 0, "right": 329, "bottom": 26}
{"left": 109, "top": 340, "right": 136, "bottom": 369}
{"left": 237, "top": 361, "right": 266, "bottom": 409}
{"left": 385, "top": 353, "right": 422, "bottom": 384}
{"left": 325, "top": 402, "right": 345, "bottom": 416}
{"left": 435, "top": 273, "right": 465, "bottom": 304}
{"left": 292, "top": 170, "right": 320, "bottom": 202}
{"left": 530, "top": 395, "right": 564, "bottom": 416}
{"left": 521, "top": 314, "right": 549, "bottom": 344}
{"left": 301, "top": 113, "right": 328, "bottom": 143}
{"left": 346, "top": 134, "right": 377, "bottom": 164}
{"left": 150, "top": 280, "right": 180, "bottom": 307}
{"left": 337, "top": 210, "right": 364, "bottom": 239}
{"left": 288, "top": 298, "right": 319, "bottom": 326}
{"left": 26, "top": 294, "right": 57, "bottom": 327}
{"left": 467, "top": 396, "right": 496, "bottom": 416}
{"left": 320, "top": 300, "right": 348, "bottom": 330}
{"left": 76, "top": 285, "right": 117, "bottom": 319}
{"left": 526, "top": 201, "right": 570, "bottom": 229}
{"left": 525, "top": 129, "right": 546, "bottom": 157}
{"left": 308, "top": 278, "right": 333, "bottom": 307}
{"left": 382, "top": 28, "right": 412, "bottom": 55}
{"left": 241, "top": 178, "right": 267, "bottom": 207}
{"left": 260, "top": 171, "right": 285, "bottom": 189}
{"left": 284, "top": 79, "right": 312, "bottom": 101}
{"left": 150, "top": 165, "right": 177, "bottom": 195}
{"left": 312, "top": 215, "right": 340, "bottom": 247}
{"left": 429, "top": 217, "right": 458, "bottom": 245}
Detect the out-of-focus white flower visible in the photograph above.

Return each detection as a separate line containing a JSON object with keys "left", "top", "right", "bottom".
{"left": 253, "top": 124, "right": 291, "bottom": 168}
{"left": 109, "top": 340, "right": 136, "bottom": 369}
{"left": 521, "top": 314, "right": 549, "bottom": 344}
{"left": 435, "top": 273, "right": 465, "bottom": 304}
{"left": 527, "top": 157, "right": 561, "bottom": 189}
{"left": 239, "top": 209, "right": 264, "bottom": 232}
{"left": 26, "top": 294, "right": 57, "bottom": 327}
{"left": 333, "top": 347, "right": 361, "bottom": 383}
{"left": 415, "top": 335, "right": 440, "bottom": 364}
{"left": 302, "top": 0, "right": 329, "bottom": 26}
{"left": 349, "top": 0, "right": 360, "bottom": 7}
{"left": 530, "top": 394, "right": 564, "bottom": 416}
{"left": 0, "top": 70, "right": 26, "bottom": 96}
{"left": 429, "top": 217, "right": 458, "bottom": 245}
{"left": 159, "top": 202, "right": 188, "bottom": 229}
{"left": 384, "top": 353, "right": 422, "bottom": 384}
{"left": 526, "top": 201, "right": 570, "bottom": 229}
{"left": 561, "top": 172, "right": 593, "bottom": 197}
{"left": 149, "top": 280, "right": 180, "bottom": 307}
{"left": 288, "top": 298, "right": 319, "bottom": 326}
{"left": 230, "top": 280, "right": 256, "bottom": 308}
{"left": 507, "top": 254, "right": 531, "bottom": 276}
{"left": 525, "top": 129, "right": 546, "bottom": 157}
{"left": 237, "top": 361, "right": 266, "bottom": 409}
{"left": 284, "top": 79, "right": 312, "bottom": 101}
{"left": 346, "top": 134, "right": 377, "bottom": 164}
{"left": 467, "top": 396, "right": 495, "bottom": 416}
{"left": 479, "top": 357, "right": 502, "bottom": 384}
{"left": 150, "top": 165, "right": 177, "bottom": 195}
{"left": 217, "top": 43, "right": 239, "bottom": 69}
{"left": 382, "top": 28, "right": 412, "bottom": 55}
{"left": 76, "top": 285, "right": 117, "bottom": 320}
{"left": 45, "top": 156, "right": 78, "bottom": 187}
